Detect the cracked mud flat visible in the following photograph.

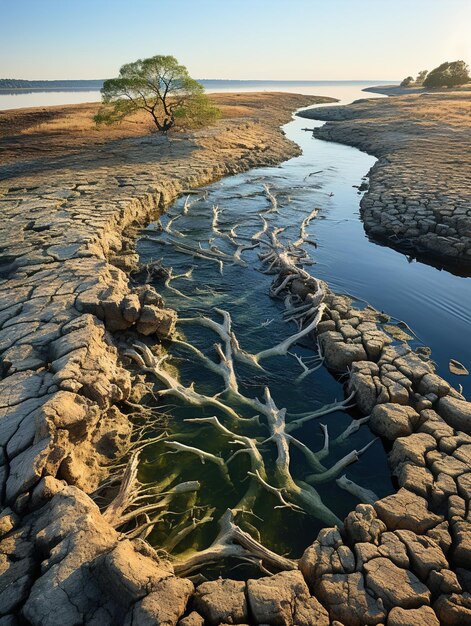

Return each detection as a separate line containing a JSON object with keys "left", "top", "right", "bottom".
{"left": 0, "top": 90, "right": 471, "bottom": 625}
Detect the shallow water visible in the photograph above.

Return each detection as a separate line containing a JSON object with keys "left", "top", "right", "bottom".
{"left": 134, "top": 83, "right": 470, "bottom": 571}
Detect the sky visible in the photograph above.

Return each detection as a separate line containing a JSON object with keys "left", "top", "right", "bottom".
{"left": 1, "top": 0, "right": 471, "bottom": 81}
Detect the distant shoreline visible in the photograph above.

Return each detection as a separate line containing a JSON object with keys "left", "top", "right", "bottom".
{"left": 0, "top": 78, "right": 399, "bottom": 94}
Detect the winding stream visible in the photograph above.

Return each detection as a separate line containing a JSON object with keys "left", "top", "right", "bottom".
{"left": 134, "top": 84, "right": 470, "bottom": 574}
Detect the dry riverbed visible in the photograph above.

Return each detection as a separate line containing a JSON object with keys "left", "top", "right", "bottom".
{"left": 1, "top": 90, "right": 471, "bottom": 626}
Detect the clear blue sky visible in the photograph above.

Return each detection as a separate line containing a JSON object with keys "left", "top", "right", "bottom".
{"left": 1, "top": 0, "right": 470, "bottom": 80}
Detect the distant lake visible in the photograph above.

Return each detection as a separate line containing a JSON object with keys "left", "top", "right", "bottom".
{"left": 0, "top": 80, "right": 397, "bottom": 110}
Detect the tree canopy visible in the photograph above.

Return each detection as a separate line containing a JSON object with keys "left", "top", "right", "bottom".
{"left": 423, "top": 60, "right": 470, "bottom": 88}
{"left": 94, "top": 55, "right": 220, "bottom": 132}
{"left": 400, "top": 76, "right": 414, "bottom": 87}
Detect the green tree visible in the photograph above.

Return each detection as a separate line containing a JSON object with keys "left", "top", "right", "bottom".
{"left": 423, "top": 61, "right": 470, "bottom": 88}
{"left": 400, "top": 76, "right": 414, "bottom": 87}
{"left": 415, "top": 70, "right": 428, "bottom": 85}
{"left": 94, "top": 55, "right": 220, "bottom": 132}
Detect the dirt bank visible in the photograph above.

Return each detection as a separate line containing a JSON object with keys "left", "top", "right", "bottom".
{"left": 297, "top": 90, "right": 471, "bottom": 274}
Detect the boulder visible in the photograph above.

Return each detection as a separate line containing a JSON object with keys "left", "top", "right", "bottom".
{"left": 433, "top": 593, "right": 471, "bottom": 626}
{"left": 418, "top": 374, "right": 450, "bottom": 398}
{"left": 0, "top": 509, "right": 18, "bottom": 538}
{"left": 438, "top": 396, "right": 471, "bottom": 433}
{"left": 315, "top": 571, "right": 386, "bottom": 626}
{"left": 136, "top": 305, "right": 177, "bottom": 338}
{"left": 451, "top": 519, "right": 471, "bottom": 569}
{"left": 177, "top": 612, "right": 204, "bottom": 626}
{"left": 427, "top": 569, "right": 462, "bottom": 595}
{"left": 374, "top": 488, "right": 443, "bottom": 532}
{"left": 96, "top": 539, "right": 173, "bottom": 606}
{"left": 378, "top": 532, "right": 409, "bottom": 569}
{"left": 247, "top": 570, "right": 325, "bottom": 626}
{"left": 364, "top": 557, "right": 430, "bottom": 609}
{"left": 394, "top": 530, "right": 448, "bottom": 580}
{"left": 299, "top": 527, "right": 346, "bottom": 582}
{"left": 121, "top": 293, "right": 141, "bottom": 323}
{"left": 348, "top": 362, "right": 381, "bottom": 414}
{"left": 388, "top": 433, "right": 436, "bottom": 470}
{"left": 386, "top": 606, "right": 439, "bottom": 626}
{"left": 193, "top": 579, "right": 248, "bottom": 625}
{"left": 124, "top": 577, "right": 193, "bottom": 626}
{"left": 318, "top": 332, "right": 368, "bottom": 372}
{"left": 344, "top": 505, "right": 386, "bottom": 545}
{"left": 370, "top": 403, "right": 419, "bottom": 440}
{"left": 396, "top": 463, "right": 433, "bottom": 498}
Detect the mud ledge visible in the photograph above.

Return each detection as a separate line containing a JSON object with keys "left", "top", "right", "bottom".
{"left": 297, "top": 90, "right": 471, "bottom": 275}
{"left": 1, "top": 92, "right": 471, "bottom": 625}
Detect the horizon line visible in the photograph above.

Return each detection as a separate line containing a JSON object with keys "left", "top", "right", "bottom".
{"left": 0, "top": 77, "right": 401, "bottom": 83}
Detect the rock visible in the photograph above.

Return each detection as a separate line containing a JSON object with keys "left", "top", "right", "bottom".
{"left": 427, "top": 569, "right": 462, "bottom": 595}
{"left": 0, "top": 509, "right": 18, "bottom": 537}
{"left": 457, "top": 472, "right": 471, "bottom": 501}
{"left": 136, "top": 305, "right": 177, "bottom": 338}
{"left": 293, "top": 595, "right": 330, "bottom": 626}
{"left": 375, "top": 488, "right": 443, "bottom": 532}
{"left": 388, "top": 433, "right": 436, "bottom": 470}
{"left": 247, "top": 570, "right": 314, "bottom": 626}
{"left": 125, "top": 576, "right": 193, "bottom": 626}
{"left": 6, "top": 437, "right": 60, "bottom": 504}
{"left": 31, "top": 476, "right": 67, "bottom": 509}
{"left": 178, "top": 612, "right": 204, "bottom": 626}
{"left": 433, "top": 593, "right": 471, "bottom": 626}
{"left": 438, "top": 396, "right": 471, "bottom": 432}
{"left": 315, "top": 571, "right": 386, "bottom": 626}
{"left": 348, "top": 361, "right": 381, "bottom": 413}
{"left": 344, "top": 505, "right": 386, "bottom": 545}
{"left": 299, "top": 527, "right": 346, "bottom": 582}
{"left": 193, "top": 579, "right": 248, "bottom": 625}
{"left": 101, "top": 298, "right": 131, "bottom": 332}
{"left": 449, "top": 359, "right": 469, "bottom": 376}
{"left": 121, "top": 293, "right": 141, "bottom": 323}
{"left": 386, "top": 606, "right": 439, "bottom": 626}
{"left": 394, "top": 530, "right": 448, "bottom": 580}
{"left": 451, "top": 519, "right": 471, "bottom": 568}
{"left": 354, "top": 542, "right": 381, "bottom": 569}
{"left": 370, "top": 403, "right": 419, "bottom": 440}
{"left": 378, "top": 532, "right": 409, "bottom": 569}
{"left": 427, "top": 521, "right": 452, "bottom": 555}
{"left": 419, "top": 409, "right": 455, "bottom": 440}
{"left": 0, "top": 555, "right": 34, "bottom": 614}
{"left": 317, "top": 320, "right": 336, "bottom": 334}
{"left": 396, "top": 463, "right": 433, "bottom": 498}
{"left": 96, "top": 538, "right": 173, "bottom": 606}
{"left": 318, "top": 331, "right": 368, "bottom": 372}
{"left": 364, "top": 557, "right": 430, "bottom": 609}
{"left": 418, "top": 373, "right": 450, "bottom": 398}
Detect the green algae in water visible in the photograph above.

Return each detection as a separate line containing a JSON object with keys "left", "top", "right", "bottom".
{"left": 134, "top": 160, "right": 394, "bottom": 576}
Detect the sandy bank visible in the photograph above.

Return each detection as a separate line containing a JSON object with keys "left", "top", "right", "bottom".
{"left": 297, "top": 90, "right": 471, "bottom": 274}
{"left": 363, "top": 84, "right": 471, "bottom": 97}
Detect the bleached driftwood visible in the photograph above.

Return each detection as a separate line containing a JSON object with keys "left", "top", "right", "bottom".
{"left": 173, "top": 509, "right": 297, "bottom": 576}
{"left": 336, "top": 474, "right": 379, "bottom": 505}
